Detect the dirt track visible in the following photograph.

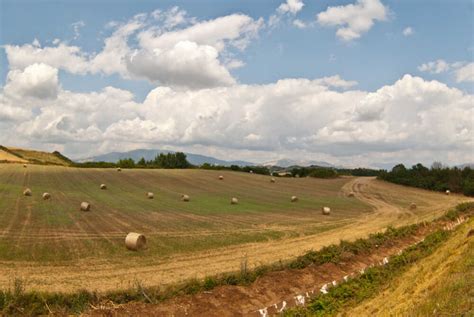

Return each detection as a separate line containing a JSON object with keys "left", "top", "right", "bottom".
{"left": 1, "top": 177, "right": 468, "bottom": 293}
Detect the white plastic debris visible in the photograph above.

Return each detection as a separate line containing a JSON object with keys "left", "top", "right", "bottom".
{"left": 332, "top": 280, "right": 337, "bottom": 286}
{"left": 295, "top": 294, "right": 305, "bottom": 306}
{"left": 258, "top": 307, "right": 268, "bottom": 317}
{"left": 277, "top": 301, "right": 287, "bottom": 312}
{"left": 343, "top": 275, "right": 349, "bottom": 282}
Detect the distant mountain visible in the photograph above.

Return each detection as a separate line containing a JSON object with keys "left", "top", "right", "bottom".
{"left": 263, "top": 158, "right": 334, "bottom": 168}
{"left": 78, "top": 149, "right": 255, "bottom": 167}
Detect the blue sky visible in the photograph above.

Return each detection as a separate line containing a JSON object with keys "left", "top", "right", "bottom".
{"left": 0, "top": 0, "right": 473, "bottom": 166}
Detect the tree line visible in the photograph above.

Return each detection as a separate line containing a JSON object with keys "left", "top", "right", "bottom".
{"left": 378, "top": 163, "right": 474, "bottom": 196}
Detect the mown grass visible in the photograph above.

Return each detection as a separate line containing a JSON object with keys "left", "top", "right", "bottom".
{"left": 0, "top": 164, "right": 371, "bottom": 262}
{"left": 2, "top": 202, "right": 472, "bottom": 316}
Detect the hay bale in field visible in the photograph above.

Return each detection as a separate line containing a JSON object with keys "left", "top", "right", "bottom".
{"left": 182, "top": 194, "right": 190, "bottom": 202}
{"left": 23, "top": 164, "right": 27, "bottom": 168}
{"left": 270, "top": 177, "right": 276, "bottom": 183}
{"left": 249, "top": 170, "right": 254, "bottom": 174}
{"left": 409, "top": 202, "right": 417, "bottom": 210}
{"left": 100, "top": 184, "right": 107, "bottom": 190}
{"left": 291, "top": 195, "right": 298, "bottom": 202}
{"left": 125, "top": 232, "right": 147, "bottom": 251}
{"left": 42, "top": 192, "right": 51, "bottom": 200}
{"left": 231, "top": 197, "right": 239, "bottom": 205}
{"left": 80, "top": 202, "right": 91, "bottom": 211}
{"left": 445, "top": 190, "right": 450, "bottom": 195}
{"left": 147, "top": 192, "right": 154, "bottom": 199}
{"left": 117, "top": 167, "right": 122, "bottom": 172}
{"left": 348, "top": 192, "right": 355, "bottom": 197}
{"left": 295, "top": 174, "right": 300, "bottom": 178}
{"left": 23, "top": 188, "right": 32, "bottom": 196}
{"left": 219, "top": 175, "right": 224, "bottom": 180}
{"left": 322, "top": 206, "right": 331, "bottom": 215}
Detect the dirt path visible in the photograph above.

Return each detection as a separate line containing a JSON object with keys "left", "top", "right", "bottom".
{"left": 0, "top": 177, "right": 468, "bottom": 293}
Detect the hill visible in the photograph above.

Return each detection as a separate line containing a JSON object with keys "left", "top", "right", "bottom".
{"left": 78, "top": 148, "right": 254, "bottom": 166}
{"left": 0, "top": 145, "right": 72, "bottom": 166}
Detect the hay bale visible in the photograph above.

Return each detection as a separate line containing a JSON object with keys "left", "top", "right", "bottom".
{"left": 100, "top": 184, "right": 107, "bottom": 190}
{"left": 42, "top": 192, "right": 51, "bottom": 200}
{"left": 23, "top": 188, "right": 32, "bottom": 196}
{"left": 219, "top": 175, "right": 224, "bottom": 180}
{"left": 147, "top": 192, "right": 154, "bottom": 199}
{"left": 322, "top": 206, "right": 331, "bottom": 215}
{"left": 249, "top": 170, "right": 254, "bottom": 174}
{"left": 125, "top": 232, "right": 147, "bottom": 251}
{"left": 117, "top": 167, "right": 122, "bottom": 172}
{"left": 80, "top": 202, "right": 91, "bottom": 211}
{"left": 295, "top": 174, "right": 300, "bottom": 178}
{"left": 347, "top": 192, "right": 355, "bottom": 197}
{"left": 23, "top": 164, "right": 27, "bottom": 168}
{"left": 445, "top": 190, "right": 450, "bottom": 195}
{"left": 291, "top": 195, "right": 298, "bottom": 202}
{"left": 270, "top": 177, "right": 276, "bottom": 183}
{"left": 231, "top": 197, "right": 239, "bottom": 205}
{"left": 409, "top": 202, "right": 417, "bottom": 210}
{"left": 182, "top": 194, "right": 190, "bottom": 202}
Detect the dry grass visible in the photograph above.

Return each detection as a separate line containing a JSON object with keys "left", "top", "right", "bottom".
{"left": 348, "top": 218, "right": 474, "bottom": 316}
{"left": 0, "top": 149, "right": 27, "bottom": 163}
{"left": 0, "top": 164, "right": 468, "bottom": 293}
{"left": 4, "top": 147, "right": 70, "bottom": 165}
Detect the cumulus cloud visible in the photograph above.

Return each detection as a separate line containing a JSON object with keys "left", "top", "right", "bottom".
{"left": 455, "top": 62, "right": 474, "bottom": 82}
{"left": 418, "top": 59, "right": 451, "bottom": 74}
{"left": 418, "top": 60, "right": 474, "bottom": 83}
{"left": 2, "top": 73, "right": 471, "bottom": 165}
{"left": 402, "top": 27, "right": 414, "bottom": 36}
{"left": 3, "top": 9, "right": 263, "bottom": 89}
{"left": 4, "top": 63, "right": 59, "bottom": 99}
{"left": 316, "top": 0, "right": 388, "bottom": 41}
{"left": 277, "top": 0, "right": 304, "bottom": 15}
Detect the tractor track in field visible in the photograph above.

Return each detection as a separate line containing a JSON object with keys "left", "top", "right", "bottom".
{"left": 0, "top": 176, "right": 468, "bottom": 293}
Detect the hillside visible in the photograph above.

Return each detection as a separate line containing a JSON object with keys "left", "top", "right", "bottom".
{"left": 0, "top": 146, "right": 72, "bottom": 166}
{"left": 78, "top": 148, "right": 254, "bottom": 166}
{"left": 0, "top": 164, "right": 466, "bottom": 294}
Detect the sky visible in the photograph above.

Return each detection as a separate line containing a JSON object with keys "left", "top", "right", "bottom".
{"left": 0, "top": 0, "right": 473, "bottom": 168}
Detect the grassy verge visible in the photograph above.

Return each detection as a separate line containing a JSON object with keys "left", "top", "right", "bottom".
{"left": 283, "top": 203, "right": 474, "bottom": 317}
{"left": 2, "top": 202, "right": 473, "bottom": 316}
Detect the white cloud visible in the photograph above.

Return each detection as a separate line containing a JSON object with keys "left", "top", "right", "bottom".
{"left": 126, "top": 41, "right": 236, "bottom": 88}
{"left": 4, "top": 10, "right": 262, "bottom": 89}
{"left": 316, "top": 0, "right": 388, "bottom": 41}
{"left": 418, "top": 59, "right": 451, "bottom": 74}
{"left": 418, "top": 60, "right": 474, "bottom": 83}
{"left": 1, "top": 72, "right": 472, "bottom": 164}
{"left": 277, "top": 0, "right": 304, "bottom": 15}
{"left": 455, "top": 62, "right": 474, "bottom": 82}
{"left": 4, "top": 63, "right": 59, "bottom": 100}
{"left": 72, "top": 20, "right": 85, "bottom": 40}
{"left": 293, "top": 19, "right": 307, "bottom": 29}
{"left": 402, "top": 27, "right": 413, "bottom": 36}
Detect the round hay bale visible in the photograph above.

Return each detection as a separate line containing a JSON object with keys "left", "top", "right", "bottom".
{"left": 80, "top": 202, "right": 91, "bottom": 211}
{"left": 445, "top": 190, "right": 450, "bottom": 195}
{"left": 100, "top": 184, "right": 107, "bottom": 190}
{"left": 295, "top": 174, "right": 300, "bottom": 178}
{"left": 231, "top": 197, "right": 239, "bottom": 205}
{"left": 42, "top": 192, "right": 51, "bottom": 200}
{"left": 270, "top": 177, "right": 276, "bottom": 183}
{"left": 117, "top": 167, "right": 122, "bottom": 172}
{"left": 182, "top": 194, "right": 190, "bottom": 202}
{"left": 322, "top": 206, "right": 331, "bottom": 215}
{"left": 23, "top": 188, "right": 32, "bottom": 196}
{"left": 125, "top": 232, "right": 147, "bottom": 251}
{"left": 347, "top": 192, "right": 355, "bottom": 197}
{"left": 147, "top": 192, "right": 154, "bottom": 199}
{"left": 23, "top": 164, "right": 27, "bottom": 168}
{"left": 249, "top": 170, "right": 254, "bottom": 174}
{"left": 219, "top": 175, "right": 224, "bottom": 180}
{"left": 409, "top": 202, "right": 417, "bottom": 210}
{"left": 291, "top": 195, "right": 298, "bottom": 202}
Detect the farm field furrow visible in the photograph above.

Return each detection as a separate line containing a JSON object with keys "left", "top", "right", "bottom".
{"left": 0, "top": 163, "right": 467, "bottom": 292}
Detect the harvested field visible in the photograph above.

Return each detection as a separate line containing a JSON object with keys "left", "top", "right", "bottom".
{"left": 0, "top": 164, "right": 467, "bottom": 292}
